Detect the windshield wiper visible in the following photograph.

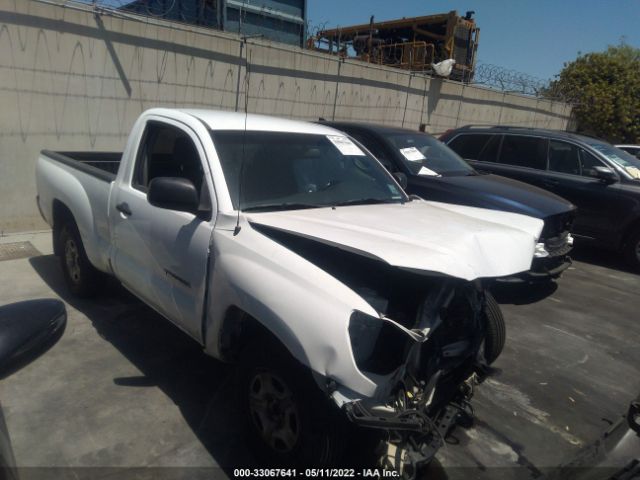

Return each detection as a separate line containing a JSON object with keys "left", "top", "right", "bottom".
{"left": 333, "top": 198, "right": 403, "bottom": 207}
{"left": 242, "top": 202, "right": 324, "bottom": 212}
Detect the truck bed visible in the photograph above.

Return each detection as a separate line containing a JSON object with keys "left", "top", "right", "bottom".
{"left": 41, "top": 150, "right": 122, "bottom": 182}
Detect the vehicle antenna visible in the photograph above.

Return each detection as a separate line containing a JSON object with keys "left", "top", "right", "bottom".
{"left": 235, "top": 40, "right": 249, "bottom": 235}
{"left": 234, "top": 35, "right": 261, "bottom": 236}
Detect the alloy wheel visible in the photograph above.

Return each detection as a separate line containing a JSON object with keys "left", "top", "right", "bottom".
{"left": 248, "top": 369, "right": 300, "bottom": 453}
{"left": 64, "top": 237, "right": 81, "bottom": 284}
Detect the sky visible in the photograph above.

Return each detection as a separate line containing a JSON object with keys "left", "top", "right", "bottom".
{"left": 307, "top": 0, "right": 640, "bottom": 81}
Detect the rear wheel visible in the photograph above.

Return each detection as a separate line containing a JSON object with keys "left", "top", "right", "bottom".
{"left": 483, "top": 291, "right": 505, "bottom": 365}
{"left": 58, "top": 222, "right": 103, "bottom": 298}
{"left": 623, "top": 228, "right": 640, "bottom": 272}
{"left": 239, "top": 340, "right": 346, "bottom": 467}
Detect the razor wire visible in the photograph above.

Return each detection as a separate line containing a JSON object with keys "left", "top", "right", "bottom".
{"left": 472, "top": 63, "right": 551, "bottom": 97}
{"left": 59, "top": 0, "right": 178, "bottom": 18}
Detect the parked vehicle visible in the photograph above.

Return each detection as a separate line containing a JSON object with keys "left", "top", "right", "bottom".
{"left": 616, "top": 144, "right": 640, "bottom": 159}
{"left": 441, "top": 126, "right": 640, "bottom": 270}
{"left": 546, "top": 395, "right": 640, "bottom": 480}
{"left": 0, "top": 299, "right": 67, "bottom": 480}
{"left": 36, "top": 109, "right": 545, "bottom": 474}
{"left": 322, "top": 121, "right": 576, "bottom": 281}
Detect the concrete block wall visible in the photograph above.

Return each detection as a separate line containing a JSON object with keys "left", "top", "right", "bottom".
{"left": 0, "top": 0, "right": 572, "bottom": 232}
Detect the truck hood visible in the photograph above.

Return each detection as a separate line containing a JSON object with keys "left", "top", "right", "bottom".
{"left": 246, "top": 200, "right": 544, "bottom": 281}
{"left": 408, "top": 173, "right": 575, "bottom": 219}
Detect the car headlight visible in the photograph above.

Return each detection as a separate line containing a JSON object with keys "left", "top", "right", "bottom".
{"left": 534, "top": 242, "right": 549, "bottom": 258}
{"left": 348, "top": 311, "right": 409, "bottom": 375}
{"left": 349, "top": 311, "right": 383, "bottom": 365}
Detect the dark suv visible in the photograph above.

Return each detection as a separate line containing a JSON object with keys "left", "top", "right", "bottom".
{"left": 441, "top": 126, "right": 640, "bottom": 270}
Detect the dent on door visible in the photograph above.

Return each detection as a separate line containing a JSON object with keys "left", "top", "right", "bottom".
{"left": 149, "top": 208, "right": 213, "bottom": 342}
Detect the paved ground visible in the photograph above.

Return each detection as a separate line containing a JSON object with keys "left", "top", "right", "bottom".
{"left": 1, "top": 231, "right": 639, "bottom": 479}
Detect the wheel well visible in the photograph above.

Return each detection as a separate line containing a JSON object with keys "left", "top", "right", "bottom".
{"left": 51, "top": 200, "right": 76, "bottom": 256}
{"left": 218, "top": 306, "right": 296, "bottom": 363}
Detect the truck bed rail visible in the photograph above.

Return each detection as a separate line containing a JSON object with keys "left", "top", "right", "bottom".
{"left": 41, "top": 150, "right": 121, "bottom": 182}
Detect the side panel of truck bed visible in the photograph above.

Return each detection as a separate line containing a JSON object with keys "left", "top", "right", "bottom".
{"left": 36, "top": 152, "right": 116, "bottom": 274}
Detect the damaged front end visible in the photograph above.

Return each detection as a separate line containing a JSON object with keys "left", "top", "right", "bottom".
{"left": 335, "top": 281, "right": 491, "bottom": 476}
{"left": 249, "top": 223, "right": 500, "bottom": 475}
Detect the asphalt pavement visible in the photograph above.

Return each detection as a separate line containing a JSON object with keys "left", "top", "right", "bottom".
{"left": 0, "top": 231, "right": 638, "bottom": 479}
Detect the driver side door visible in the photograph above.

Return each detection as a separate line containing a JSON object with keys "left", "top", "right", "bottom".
{"left": 111, "top": 118, "right": 215, "bottom": 343}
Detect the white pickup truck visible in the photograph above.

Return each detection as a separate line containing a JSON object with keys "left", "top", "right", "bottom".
{"left": 36, "top": 108, "right": 543, "bottom": 474}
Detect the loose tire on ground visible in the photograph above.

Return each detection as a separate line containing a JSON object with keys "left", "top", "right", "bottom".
{"left": 57, "top": 222, "right": 103, "bottom": 298}
{"left": 238, "top": 340, "right": 347, "bottom": 467}
{"left": 483, "top": 291, "right": 506, "bottom": 365}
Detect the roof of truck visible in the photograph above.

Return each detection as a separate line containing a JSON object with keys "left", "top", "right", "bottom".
{"left": 175, "top": 108, "right": 342, "bottom": 136}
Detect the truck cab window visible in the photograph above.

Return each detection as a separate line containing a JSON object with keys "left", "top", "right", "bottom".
{"left": 134, "top": 122, "right": 205, "bottom": 196}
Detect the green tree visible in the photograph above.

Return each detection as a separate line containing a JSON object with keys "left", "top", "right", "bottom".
{"left": 546, "top": 43, "right": 640, "bottom": 143}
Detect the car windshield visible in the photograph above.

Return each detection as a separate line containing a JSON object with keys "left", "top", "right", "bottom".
{"left": 211, "top": 131, "right": 407, "bottom": 211}
{"left": 588, "top": 142, "right": 640, "bottom": 180}
{"left": 386, "top": 132, "right": 475, "bottom": 177}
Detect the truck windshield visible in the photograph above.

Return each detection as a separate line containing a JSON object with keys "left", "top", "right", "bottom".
{"left": 211, "top": 131, "right": 407, "bottom": 211}
{"left": 386, "top": 132, "right": 475, "bottom": 177}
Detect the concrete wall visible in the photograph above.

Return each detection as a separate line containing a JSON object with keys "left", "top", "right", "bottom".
{"left": 0, "top": 0, "right": 573, "bottom": 233}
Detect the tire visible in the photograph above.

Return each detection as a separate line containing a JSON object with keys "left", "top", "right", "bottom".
{"left": 239, "top": 340, "right": 347, "bottom": 467}
{"left": 57, "top": 222, "right": 103, "bottom": 298}
{"left": 623, "top": 227, "right": 640, "bottom": 272}
{"left": 482, "top": 291, "right": 506, "bottom": 365}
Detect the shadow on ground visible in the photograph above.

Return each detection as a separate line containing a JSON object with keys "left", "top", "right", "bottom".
{"left": 29, "top": 254, "right": 253, "bottom": 474}
{"left": 489, "top": 244, "right": 638, "bottom": 306}
{"left": 489, "top": 281, "right": 558, "bottom": 306}
{"left": 570, "top": 244, "right": 636, "bottom": 274}
{"left": 27, "top": 254, "right": 381, "bottom": 475}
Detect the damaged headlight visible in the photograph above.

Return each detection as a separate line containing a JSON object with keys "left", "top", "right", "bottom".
{"left": 348, "top": 311, "right": 409, "bottom": 375}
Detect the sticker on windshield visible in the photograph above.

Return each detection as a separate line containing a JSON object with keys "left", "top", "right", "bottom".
{"left": 418, "top": 166, "right": 439, "bottom": 176}
{"left": 400, "top": 147, "right": 426, "bottom": 161}
{"left": 326, "top": 135, "right": 365, "bottom": 156}
{"left": 626, "top": 166, "right": 640, "bottom": 179}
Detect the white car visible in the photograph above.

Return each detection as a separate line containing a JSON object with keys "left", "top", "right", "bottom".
{"left": 36, "top": 108, "right": 543, "bottom": 474}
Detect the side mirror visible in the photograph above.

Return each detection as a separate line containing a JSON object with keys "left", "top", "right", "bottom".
{"left": 148, "top": 177, "right": 199, "bottom": 213}
{"left": 591, "top": 166, "right": 617, "bottom": 183}
{"left": 393, "top": 172, "right": 408, "bottom": 190}
{"left": 0, "top": 299, "right": 66, "bottom": 380}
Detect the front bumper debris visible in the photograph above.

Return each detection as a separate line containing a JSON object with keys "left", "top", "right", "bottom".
{"left": 337, "top": 372, "right": 482, "bottom": 478}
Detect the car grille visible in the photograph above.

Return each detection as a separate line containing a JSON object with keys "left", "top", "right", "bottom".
{"left": 542, "top": 212, "right": 575, "bottom": 257}
{"left": 546, "top": 233, "right": 573, "bottom": 257}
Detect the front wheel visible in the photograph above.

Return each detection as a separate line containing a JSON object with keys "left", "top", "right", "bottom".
{"left": 239, "top": 341, "right": 346, "bottom": 467}
{"left": 58, "top": 223, "right": 103, "bottom": 298}
{"left": 482, "top": 291, "right": 506, "bottom": 365}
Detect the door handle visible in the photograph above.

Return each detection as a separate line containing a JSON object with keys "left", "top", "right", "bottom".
{"left": 542, "top": 180, "right": 559, "bottom": 187}
{"left": 116, "top": 202, "right": 132, "bottom": 216}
